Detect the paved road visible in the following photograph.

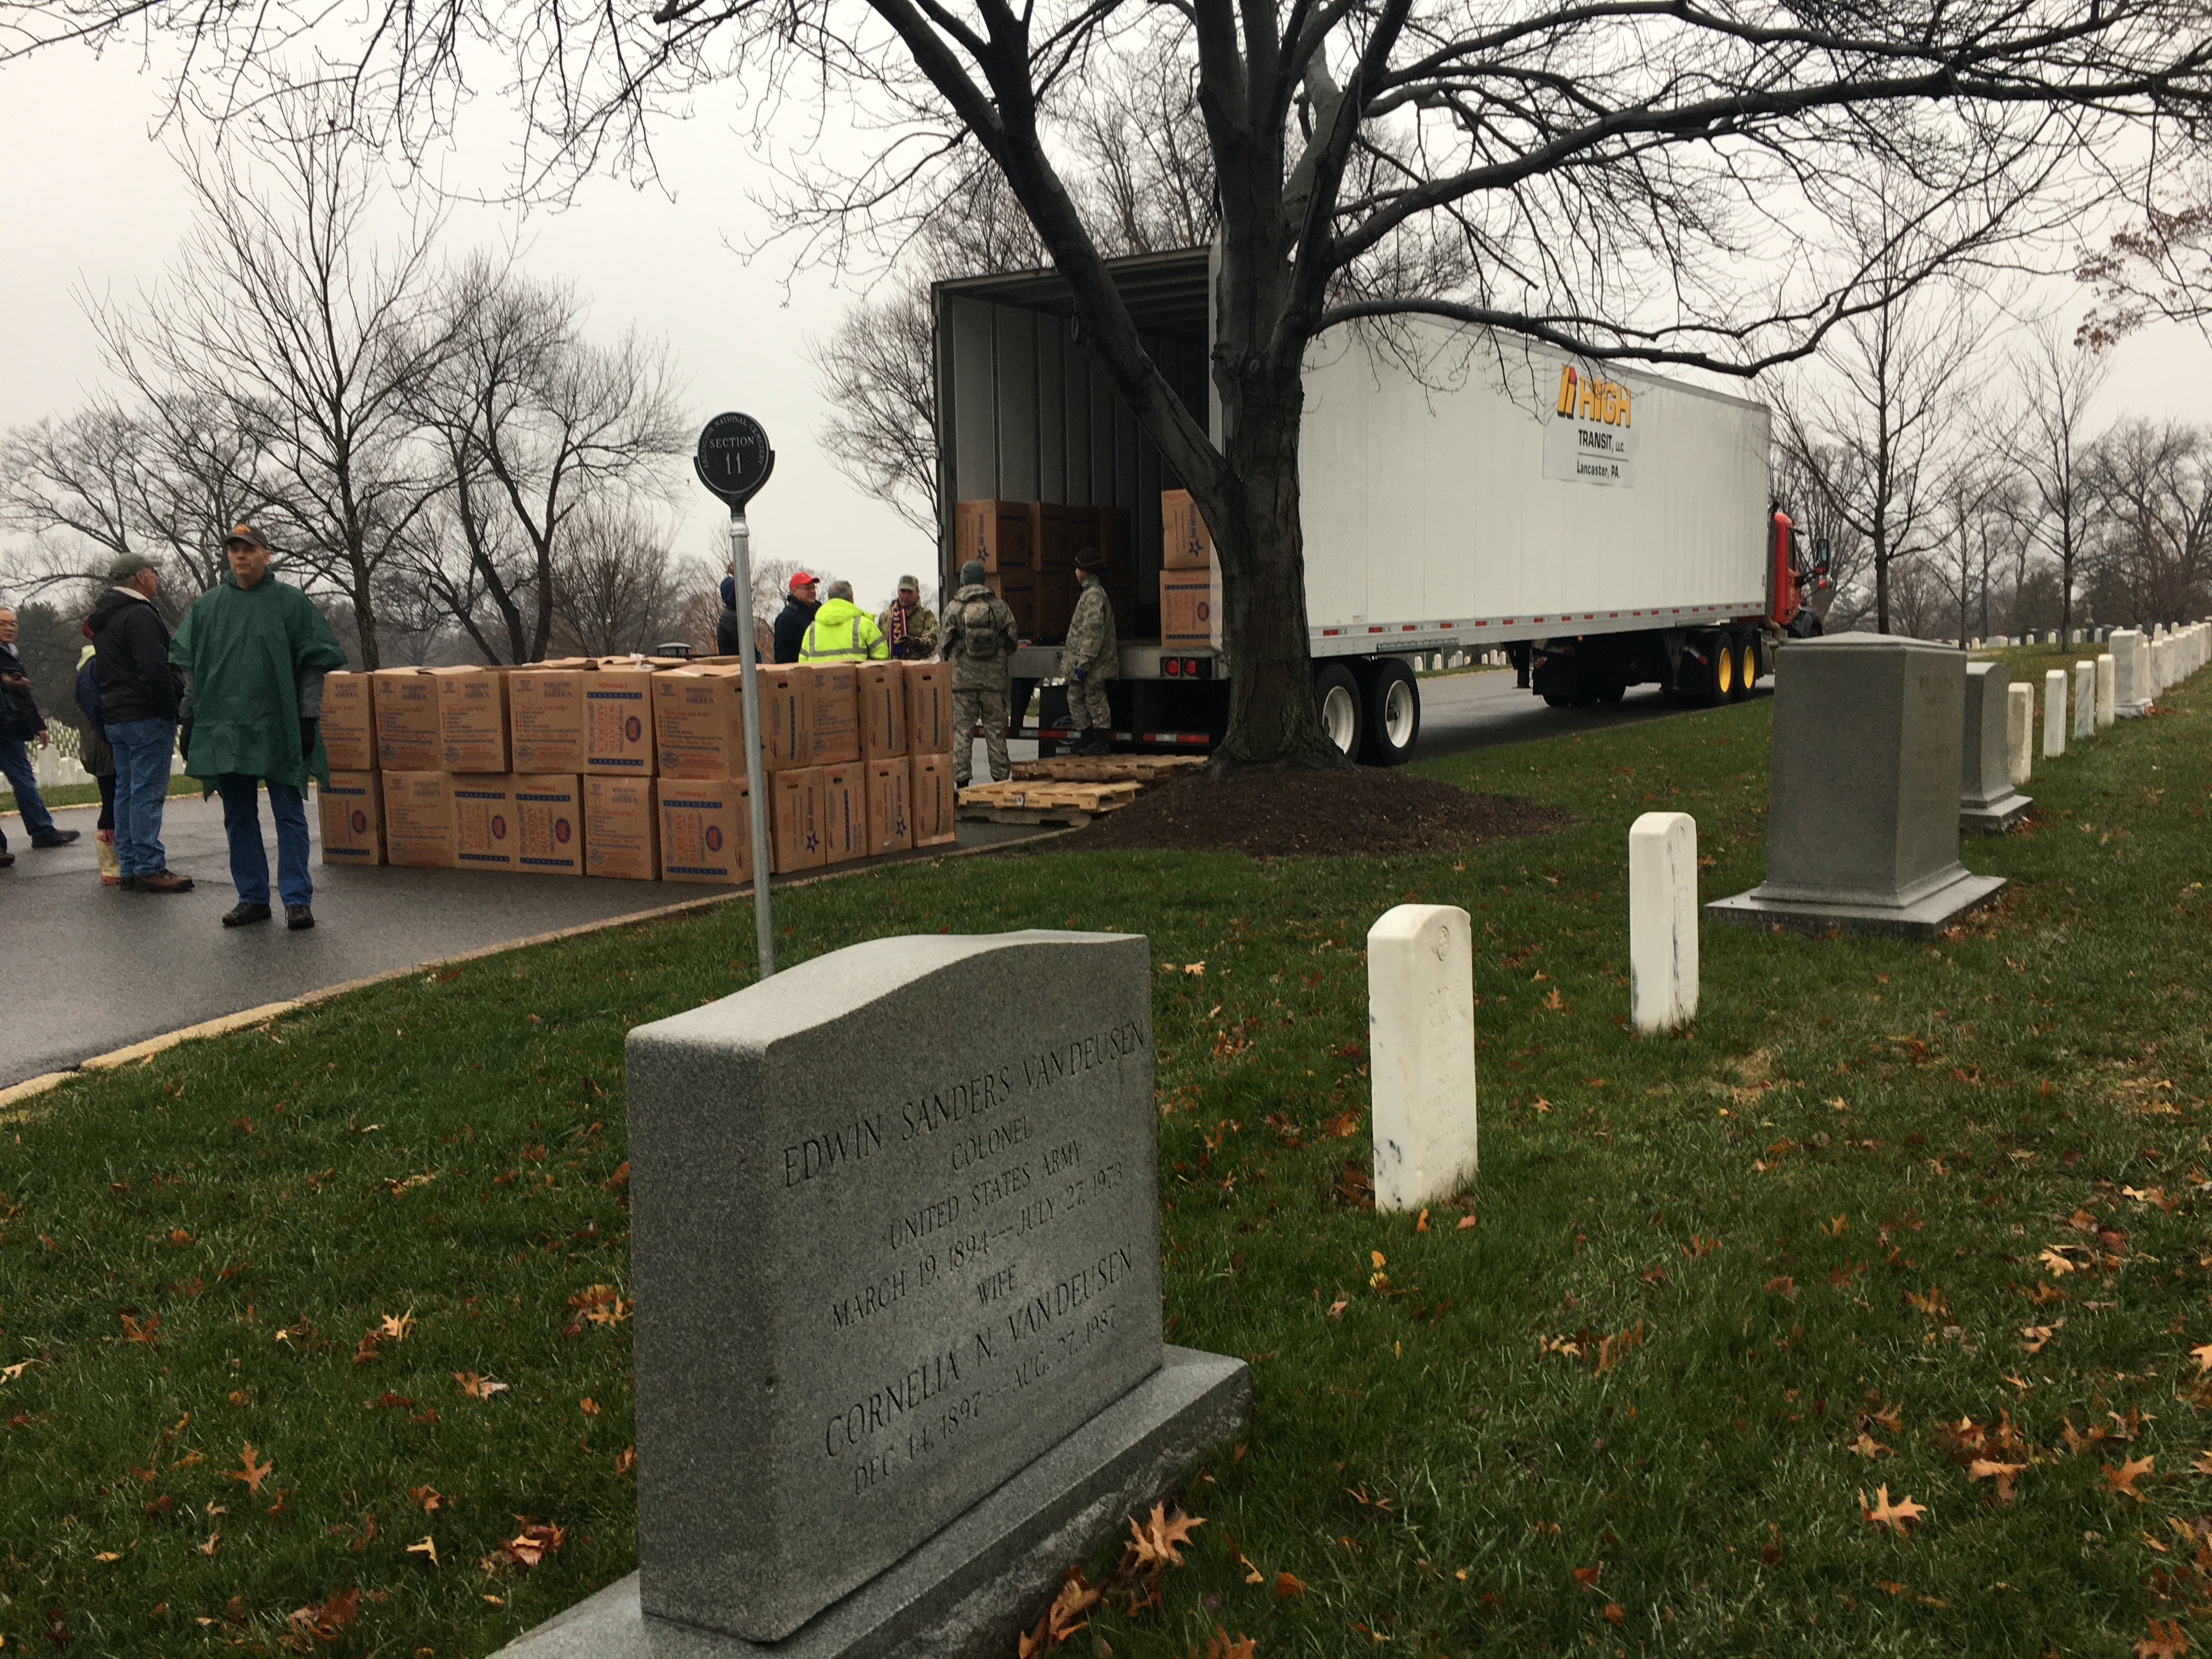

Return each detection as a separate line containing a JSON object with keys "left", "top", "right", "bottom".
{"left": 1, "top": 787, "right": 1041, "bottom": 1090}
{"left": 1406, "top": 667, "right": 1770, "bottom": 761}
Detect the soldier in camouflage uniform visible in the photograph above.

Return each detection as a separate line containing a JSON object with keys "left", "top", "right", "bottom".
{"left": 1059, "top": 548, "right": 1118, "bottom": 756}
{"left": 941, "top": 558, "right": 1022, "bottom": 786}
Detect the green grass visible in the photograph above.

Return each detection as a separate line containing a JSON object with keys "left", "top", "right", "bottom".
{"left": 3, "top": 775, "right": 200, "bottom": 817}
{"left": 3, "top": 667, "right": 2209, "bottom": 1657}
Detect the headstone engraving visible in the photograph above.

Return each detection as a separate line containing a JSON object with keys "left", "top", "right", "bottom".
{"left": 506, "top": 931, "right": 1249, "bottom": 1658}
{"left": 2096, "top": 653, "right": 2117, "bottom": 729}
{"left": 2006, "top": 683, "right": 2033, "bottom": 788}
{"left": 1960, "top": 663, "right": 2030, "bottom": 834}
{"left": 1367, "top": 905, "right": 1479, "bottom": 1211}
{"left": 2042, "top": 668, "right": 2067, "bottom": 759}
{"left": 1629, "top": 812, "right": 1700, "bottom": 1028}
{"left": 2073, "top": 660, "right": 2095, "bottom": 742}
{"left": 1708, "top": 634, "right": 2004, "bottom": 938}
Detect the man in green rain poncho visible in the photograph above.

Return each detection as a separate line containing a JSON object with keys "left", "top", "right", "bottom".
{"left": 171, "top": 525, "right": 348, "bottom": 931}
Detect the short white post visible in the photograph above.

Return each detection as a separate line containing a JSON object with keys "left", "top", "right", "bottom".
{"left": 2096, "top": 653, "right": 2116, "bottom": 729}
{"left": 2073, "top": 659, "right": 2095, "bottom": 742}
{"left": 1629, "top": 812, "right": 1700, "bottom": 1033}
{"left": 1367, "top": 904, "right": 1479, "bottom": 1213}
{"left": 2042, "top": 669, "right": 2067, "bottom": 758}
{"left": 2007, "top": 681, "right": 2034, "bottom": 786}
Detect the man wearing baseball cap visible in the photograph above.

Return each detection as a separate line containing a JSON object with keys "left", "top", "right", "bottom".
{"left": 87, "top": 550, "right": 193, "bottom": 893}
{"left": 876, "top": 574, "right": 939, "bottom": 661}
{"left": 772, "top": 570, "right": 820, "bottom": 664}
{"left": 170, "top": 524, "right": 346, "bottom": 929}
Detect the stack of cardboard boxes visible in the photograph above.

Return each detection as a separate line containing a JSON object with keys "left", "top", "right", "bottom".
{"left": 1158, "top": 489, "right": 1222, "bottom": 648}
{"left": 315, "top": 658, "right": 959, "bottom": 882}
{"left": 953, "top": 500, "right": 1137, "bottom": 640}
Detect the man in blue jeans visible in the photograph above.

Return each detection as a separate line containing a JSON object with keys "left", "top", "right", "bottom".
{"left": 88, "top": 554, "right": 194, "bottom": 893}
{"left": 0, "top": 605, "right": 82, "bottom": 861}
{"left": 171, "top": 526, "right": 346, "bottom": 930}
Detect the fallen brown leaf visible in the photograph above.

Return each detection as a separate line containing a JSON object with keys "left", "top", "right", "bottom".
{"left": 1859, "top": 1486, "right": 1927, "bottom": 1537}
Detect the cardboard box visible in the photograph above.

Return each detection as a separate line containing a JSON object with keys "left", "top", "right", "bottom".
{"left": 857, "top": 662, "right": 908, "bottom": 761}
{"left": 510, "top": 669, "right": 589, "bottom": 772}
{"left": 808, "top": 663, "right": 861, "bottom": 766}
{"left": 1029, "top": 503, "right": 1098, "bottom": 574}
{"left": 584, "top": 667, "right": 658, "bottom": 775}
{"left": 653, "top": 668, "right": 743, "bottom": 779}
{"left": 450, "top": 775, "right": 520, "bottom": 870}
{"left": 1161, "top": 568, "right": 1223, "bottom": 647}
{"left": 583, "top": 775, "right": 659, "bottom": 881}
{"left": 381, "top": 770, "right": 455, "bottom": 867}
{"left": 770, "top": 766, "right": 827, "bottom": 874}
{"left": 820, "top": 764, "right": 866, "bottom": 865}
{"left": 757, "top": 665, "right": 816, "bottom": 772}
{"left": 511, "top": 774, "right": 583, "bottom": 876}
{"left": 910, "top": 752, "right": 957, "bottom": 848}
{"left": 658, "top": 775, "right": 753, "bottom": 885}
{"left": 320, "top": 674, "right": 377, "bottom": 771}
{"left": 1035, "top": 569, "right": 1077, "bottom": 641}
{"left": 903, "top": 661, "right": 953, "bottom": 756}
{"left": 1162, "top": 489, "right": 1214, "bottom": 569}
{"left": 317, "top": 771, "right": 383, "bottom": 866}
{"left": 864, "top": 758, "right": 913, "bottom": 857}
{"left": 430, "top": 665, "right": 511, "bottom": 772}
{"left": 953, "top": 500, "right": 1032, "bottom": 572}
{"left": 986, "top": 572, "right": 1037, "bottom": 637}
{"left": 371, "top": 669, "right": 442, "bottom": 771}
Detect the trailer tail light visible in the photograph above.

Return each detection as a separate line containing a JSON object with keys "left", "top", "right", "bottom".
{"left": 1183, "top": 657, "right": 1204, "bottom": 678}
{"left": 1164, "top": 657, "right": 1181, "bottom": 675}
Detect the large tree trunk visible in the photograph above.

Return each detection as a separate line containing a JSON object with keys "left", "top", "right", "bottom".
{"left": 1209, "top": 369, "right": 1341, "bottom": 766}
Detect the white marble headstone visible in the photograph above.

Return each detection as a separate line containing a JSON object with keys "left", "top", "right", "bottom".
{"left": 1629, "top": 812, "right": 1700, "bottom": 1032}
{"left": 1367, "top": 904, "right": 1479, "bottom": 1214}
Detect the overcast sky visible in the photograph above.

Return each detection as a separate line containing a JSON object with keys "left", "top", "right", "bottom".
{"left": 4, "top": 40, "right": 2210, "bottom": 628}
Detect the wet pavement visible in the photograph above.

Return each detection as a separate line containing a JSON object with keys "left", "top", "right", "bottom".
{"left": 1408, "top": 666, "right": 1770, "bottom": 761}
{"left": 0, "top": 790, "right": 1044, "bottom": 1090}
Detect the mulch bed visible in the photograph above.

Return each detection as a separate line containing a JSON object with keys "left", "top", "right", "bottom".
{"left": 1054, "top": 764, "right": 1569, "bottom": 858}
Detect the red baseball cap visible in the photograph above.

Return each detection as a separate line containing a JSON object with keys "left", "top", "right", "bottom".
{"left": 788, "top": 571, "right": 819, "bottom": 593}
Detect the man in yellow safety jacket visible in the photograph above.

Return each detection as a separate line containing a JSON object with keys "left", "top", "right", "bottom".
{"left": 797, "top": 580, "right": 890, "bottom": 662}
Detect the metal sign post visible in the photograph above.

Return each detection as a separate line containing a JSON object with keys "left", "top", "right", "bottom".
{"left": 694, "top": 412, "right": 777, "bottom": 979}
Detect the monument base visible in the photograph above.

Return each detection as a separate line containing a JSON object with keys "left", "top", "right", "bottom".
{"left": 1959, "top": 792, "right": 2033, "bottom": 835}
{"left": 500, "top": 1348, "right": 1250, "bottom": 1659}
{"left": 1705, "top": 870, "right": 2006, "bottom": 940}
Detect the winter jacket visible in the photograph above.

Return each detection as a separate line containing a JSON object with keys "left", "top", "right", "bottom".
{"left": 74, "top": 645, "right": 113, "bottom": 778}
{"left": 169, "top": 569, "right": 347, "bottom": 792}
{"left": 798, "top": 597, "right": 889, "bottom": 663}
{"left": 717, "top": 606, "right": 744, "bottom": 657}
{"left": 940, "top": 583, "right": 1022, "bottom": 691}
{"left": 0, "top": 640, "right": 44, "bottom": 743}
{"left": 88, "top": 586, "right": 181, "bottom": 724}
{"left": 1059, "top": 574, "right": 1119, "bottom": 680}
{"left": 772, "top": 599, "right": 819, "bottom": 665}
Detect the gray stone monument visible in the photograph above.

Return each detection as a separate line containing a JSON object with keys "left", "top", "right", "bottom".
{"left": 506, "top": 931, "right": 1249, "bottom": 1659}
{"left": 1959, "top": 662, "right": 2032, "bottom": 834}
{"left": 1708, "top": 634, "right": 2005, "bottom": 938}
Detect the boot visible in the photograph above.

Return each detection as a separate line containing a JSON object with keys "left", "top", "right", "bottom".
{"left": 96, "top": 830, "right": 120, "bottom": 887}
{"left": 1076, "top": 730, "right": 1111, "bottom": 757}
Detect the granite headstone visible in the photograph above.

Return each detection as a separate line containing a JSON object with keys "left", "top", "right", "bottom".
{"left": 505, "top": 931, "right": 1249, "bottom": 1658}
{"left": 1707, "top": 634, "right": 2004, "bottom": 938}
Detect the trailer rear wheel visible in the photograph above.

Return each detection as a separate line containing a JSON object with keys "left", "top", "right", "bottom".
{"left": 1358, "top": 659, "right": 1420, "bottom": 764}
{"left": 1316, "top": 664, "right": 1363, "bottom": 758}
{"left": 1715, "top": 641, "right": 1737, "bottom": 699}
{"left": 1729, "top": 637, "right": 1758, "bottom": 702}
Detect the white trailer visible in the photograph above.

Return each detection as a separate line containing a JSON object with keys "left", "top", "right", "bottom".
{"left": 935, "top": 249, "right": 1818, "bottom": 763}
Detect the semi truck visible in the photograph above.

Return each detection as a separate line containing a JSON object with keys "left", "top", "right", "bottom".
{"left": 933, "top": 247, "right": 1825, "bottom": 764}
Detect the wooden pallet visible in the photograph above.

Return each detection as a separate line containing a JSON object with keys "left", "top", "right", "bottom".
{"left": 1011, "top": 755, "right": 1205, "bottom": 786}
{"left": 956, "top": 779, "right": 1141, "bottom": 827}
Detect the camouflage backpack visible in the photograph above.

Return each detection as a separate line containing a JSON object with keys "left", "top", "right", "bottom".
{"left": 956, "top": 595, "right": 1005, "bottom": 661}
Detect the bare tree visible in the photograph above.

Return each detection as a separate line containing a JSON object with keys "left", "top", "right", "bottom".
{"left": 2016, "top": 318, "right": 2111, "bottom": 640}
{"left": 410, "top": 257, "right": 689, "bottom": 662}
{"left": 86, "top": 97, "right": 453, "bottom": 668}
{"left": 1772, "top": 442, "right": 1868, "bottom": 630}
{"left": 2085, "top": 419, "right": 2212, "bottom": 625}
{"left": 13, "top": 0, "right": 2212, "bottom": 760}
{"left": 814, "top": 286, "right": 940, "bottom": 535}
{"left": 550, "top": 503, "right": 711, "bottom": 654}
{"left": 2077, "top": 165, "right": 2212, "bottom": 350}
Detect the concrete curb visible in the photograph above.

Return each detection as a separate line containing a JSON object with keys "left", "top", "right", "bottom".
{"left": 0, "top": 828, "right": 1071, "bottom": 1121}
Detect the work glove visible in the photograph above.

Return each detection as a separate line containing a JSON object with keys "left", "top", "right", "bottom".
{"left": 1073, "top": 667, "right": 1088, "bottom": 681}
{"left": 177, "top": 718, "right": 193, "bottom": 763}
{"left": 300, "top": 718, "right": 318, "bottom": 760}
